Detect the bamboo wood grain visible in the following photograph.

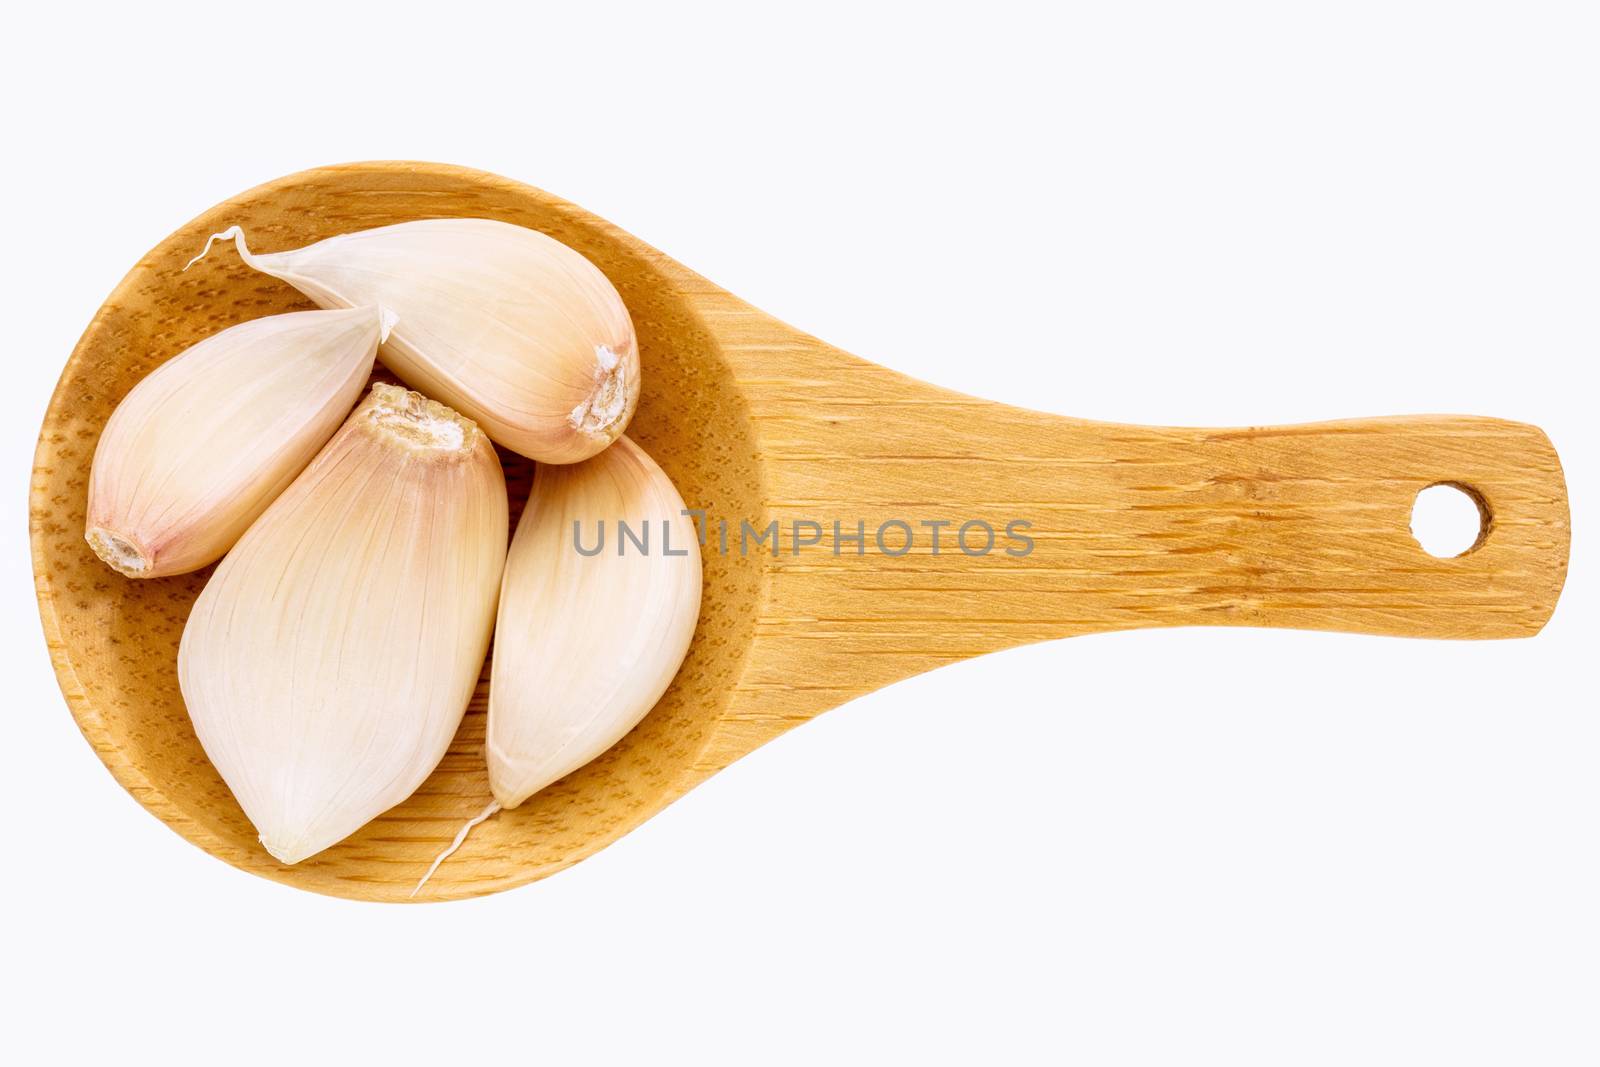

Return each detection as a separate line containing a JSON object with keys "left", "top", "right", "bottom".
{"left": 30, "top": 162, "right": 1570, "bottom": 902}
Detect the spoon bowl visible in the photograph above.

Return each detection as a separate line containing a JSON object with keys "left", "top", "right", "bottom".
{"left": 31, "top": 162, "right": 1569, "bottom": 901}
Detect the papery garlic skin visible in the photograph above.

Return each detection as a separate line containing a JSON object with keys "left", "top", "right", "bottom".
{"left": 189, "top": 220, "right": 640, "bottom": 464}
{"left": 488, "top": 435, "right": 701, "bottom": 809}
{"left": 85, "top": 306, "right": 393, "bottom": 578}
{"left": 178, "top": 384, "right": 508, "bottom": 865}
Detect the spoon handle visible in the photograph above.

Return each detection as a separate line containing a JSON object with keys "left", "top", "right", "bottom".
{"left": 744, "top": 354, "right": 1570, "bottom": 662}
{"left": 985, "top": 413, "right": 1570, "bottom": 639}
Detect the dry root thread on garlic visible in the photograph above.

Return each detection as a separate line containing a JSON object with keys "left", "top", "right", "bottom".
{"left": 185, "top": 218, "right": 640, "bottom": 464}
{"left": 85, "top": 305, "right": 394, "bottom": 578}
{"left": 410, "top": 435, "right": 701, "bottom": 896}
{"left": 179, "top": 383, "right": 507, "bottom": 866}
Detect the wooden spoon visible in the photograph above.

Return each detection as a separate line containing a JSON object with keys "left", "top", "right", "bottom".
{"left": 30, "top": 162, "right": 1570, "bottom": 902}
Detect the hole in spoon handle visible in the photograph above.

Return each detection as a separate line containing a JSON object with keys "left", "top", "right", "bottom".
{"left": 1411, "top": 482, "right": 1490, "bottom": 559}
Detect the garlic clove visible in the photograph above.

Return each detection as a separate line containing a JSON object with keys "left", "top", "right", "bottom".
{"left": 85, "top": 305, "right": 394, "bottom": 578}
{"left": 178, "top": 383, "right": 508, "bottom": 864}
{"left": 488, "top": 435, "right": 701, "bottom": 809}
{"left": 187, "top": 220, "right": 639, "bottom": 465}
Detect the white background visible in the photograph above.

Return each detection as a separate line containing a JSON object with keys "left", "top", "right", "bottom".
{"left": 3, "top": 3, "right": 1595, "bottom": 1063}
